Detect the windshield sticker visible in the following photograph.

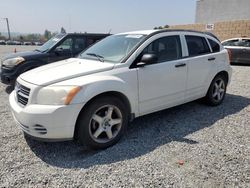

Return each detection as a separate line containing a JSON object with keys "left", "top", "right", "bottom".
{"left": 52, "top": 38, "right": 60, "bottom": 42}
{"left": 125, "top": 35, "right": 143, "bottom": 39}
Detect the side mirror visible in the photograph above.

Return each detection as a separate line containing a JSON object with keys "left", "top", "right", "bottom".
{"left": 54, "top": 47, "right": 63, "bottom": 55}
{"left": 137, "top": 54, "right": 158, "bottom": 67}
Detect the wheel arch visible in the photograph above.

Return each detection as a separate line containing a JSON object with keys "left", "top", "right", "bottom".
{"left": 214, "top": 70, "right": 229, "bottom": 84}
{"left": 73, "top": 91, "right": 132, "bottom": 139}
{"left": 205, "top": 70, "right": 229, "bottom": 95}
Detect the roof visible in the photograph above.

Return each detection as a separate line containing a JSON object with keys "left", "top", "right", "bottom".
{"left": 66, "top": 33, "right": 110, "bottom": 36}
{"left": 116, "top": 29, "right": 220, "bottom": 41}
{"left": 117, "top": 30, "right": 158, "bottom": 35}
{"left": 222, "top": 37, "right": 250, "bottom": 43}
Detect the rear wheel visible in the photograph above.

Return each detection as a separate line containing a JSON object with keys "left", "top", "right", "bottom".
{"left": 205, "top": 74, "right": 227, "bottom": 106}
{"left": 77, "top": 96, "right": 128, "bottom": 149}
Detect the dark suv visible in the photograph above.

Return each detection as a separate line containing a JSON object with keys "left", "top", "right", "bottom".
{"left": 0, "top": 33, "right": 109, "bottom": 84}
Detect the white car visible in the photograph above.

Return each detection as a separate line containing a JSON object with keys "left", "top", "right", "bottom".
{"left": 222, "top": 38, "right": 250, "bottom": 65}
{"left": 9, "top": 30, "right": 232, "bottom": 149}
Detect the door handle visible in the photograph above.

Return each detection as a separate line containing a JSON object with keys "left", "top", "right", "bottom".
{"left": 175, "top": 63, "right": 186, "bottom": 68}
{"left": 208, "top": 57, "right": 216, "bottom": 61}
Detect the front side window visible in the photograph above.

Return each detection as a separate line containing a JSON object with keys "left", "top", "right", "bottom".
{"left": 79, "top": 34, "right": 146, "bottom": 63}
{"left": 56, "top": 38, "right": 73, "bottom": 50}
{"left": 141, "top": 35, "right": 182, "bottom": 63}
{"left": 208, "top": 39, "right": 220, "bottom": 53}
{"left": 185, "top": 35, "right": 210, "bottom": 56}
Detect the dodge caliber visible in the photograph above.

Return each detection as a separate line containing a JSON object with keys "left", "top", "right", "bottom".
{"left": 9, "top": 30, "right": 232, "bottom": 149}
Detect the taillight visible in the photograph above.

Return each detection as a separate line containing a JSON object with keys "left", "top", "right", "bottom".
{"left": 226, "top": 49, "right": 232, "bottom": 64}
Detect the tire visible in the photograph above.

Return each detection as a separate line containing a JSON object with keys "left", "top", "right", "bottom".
{"left": 76, "top": 96, "right": 128, "bottom": 149}
{"left": 205, "top": 74, "right": 227, "bottom": 106}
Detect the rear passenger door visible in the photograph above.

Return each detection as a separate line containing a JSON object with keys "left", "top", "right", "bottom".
{"left": 184, "top": 35, "right": 215, "bottom": 101}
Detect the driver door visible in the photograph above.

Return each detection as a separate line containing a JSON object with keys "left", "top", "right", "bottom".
{"left": 136, "top": 35, "right": 187, "bottom": 115}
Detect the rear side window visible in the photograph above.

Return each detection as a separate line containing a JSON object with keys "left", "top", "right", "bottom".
{"left": 222, "top": 39, "right": 239, "bottom": 46}
{"left": 185, "top": 35, "right": 210, "bottom": 56}
{"left": 87, "top": 37, "right": 102, "bottom": 46}
{"left": 239, "top": 39, "right": 250, "bottom": 47}
{"left": 74, "top": 38, "right": 86, "bottom": 53}
{"left": 208, "top": 39, "right": 220, "bottom": 52}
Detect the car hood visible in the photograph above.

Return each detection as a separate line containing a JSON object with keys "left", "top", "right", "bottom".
{"left": 20, "top": 58, "right": 115, "bottom": 86}
{"left": 2, "top": 50, "right": 45, "bottom": 61}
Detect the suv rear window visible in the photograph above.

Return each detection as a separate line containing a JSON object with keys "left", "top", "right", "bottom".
{"left": 185, "top": 36, "right": 210, "bottom": 56}
{"left": 208, "top": 39, "right": 220, "bottom": 52}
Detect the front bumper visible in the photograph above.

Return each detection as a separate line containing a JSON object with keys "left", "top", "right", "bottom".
{"left": 1, "top": 66, "right": 18, "bottom": 84}
{"left": 9, "top": 91, "right": 84, "bottom": 140}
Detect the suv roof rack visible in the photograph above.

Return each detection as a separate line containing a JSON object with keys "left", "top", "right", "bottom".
{"left": 152, "top": 29, "right": 220, "bottom": 41}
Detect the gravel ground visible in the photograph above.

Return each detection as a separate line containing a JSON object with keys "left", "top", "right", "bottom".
{"left": 0, "top": 46, "right": 249, "bottom": 187}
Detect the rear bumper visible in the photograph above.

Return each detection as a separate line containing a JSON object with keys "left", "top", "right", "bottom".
{"left": 9, "top": 91, "right": 84, "bottom": 140}
{"left": 228, "top": 66, "right": 233, "bottom": 85}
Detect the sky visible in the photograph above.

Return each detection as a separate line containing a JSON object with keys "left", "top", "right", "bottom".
{"left": 0, "top": 0, "right": 196, "bottom": 34}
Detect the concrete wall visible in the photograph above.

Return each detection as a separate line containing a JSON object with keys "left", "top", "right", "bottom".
{"left": 169, "top": 20, "right": 250, "bottom": 41}
{"left": 196, "top": 0, "right": 250, "bottom": 23}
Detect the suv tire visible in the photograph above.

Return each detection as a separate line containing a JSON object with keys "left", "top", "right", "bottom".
{"left": 77, "top": 96, "right": 128, "bottom": 149}
{"left": 205, "top": 74, "right": 227, "bottom": 106}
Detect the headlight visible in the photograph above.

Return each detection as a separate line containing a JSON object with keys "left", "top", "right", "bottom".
{"left": 2, "top": 57, "right": 25, "bottom": 67}
{"left": 36, "top": 86, "right": 81, "bottom": 105}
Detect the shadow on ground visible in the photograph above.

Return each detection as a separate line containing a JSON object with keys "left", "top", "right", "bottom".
{"left": 25, "top": 93, "right": 250, "bottom": 169}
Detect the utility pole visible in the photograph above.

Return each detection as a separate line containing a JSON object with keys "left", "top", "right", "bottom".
{"left": 2, "top": 18, "right": 11, "bottom": 40}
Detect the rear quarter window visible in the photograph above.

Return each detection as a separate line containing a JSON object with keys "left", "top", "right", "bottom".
{"left": 208, "top": 39, "right": 220, "bottom": 52}
{"left": 185, "top": 35, "right": 211, "bottom": 56}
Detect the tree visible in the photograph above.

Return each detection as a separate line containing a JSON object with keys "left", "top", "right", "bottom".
{"left": 61, "top": 27, "right": 66, "bottom": 34}
{"left": 154, "top": 25, "right": 169, "bottom": 30}
{"left": 19, "top": 35, "right": 24, "bottom": 41}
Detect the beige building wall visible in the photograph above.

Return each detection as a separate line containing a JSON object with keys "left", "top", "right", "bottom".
{"left": 169, "top": 20, "right": 250, "bottom": 41}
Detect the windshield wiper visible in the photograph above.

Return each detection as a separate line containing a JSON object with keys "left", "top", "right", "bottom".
{"left": 86, "top": 53, "right": 104, "bottom": 62}
{"left": 34, "top": 49, "right": 41, "bottom": 52}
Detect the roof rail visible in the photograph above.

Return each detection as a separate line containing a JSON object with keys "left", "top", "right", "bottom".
{"left": 152, "top": 29, "right": 220, "bottom": 41}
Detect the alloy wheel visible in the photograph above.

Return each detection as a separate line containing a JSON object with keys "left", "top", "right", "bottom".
{"left": 89, "top": 105, "right": 123, "bottom": 143}
{"left": 212, "top": 78, "right": 226, "bottom": 102}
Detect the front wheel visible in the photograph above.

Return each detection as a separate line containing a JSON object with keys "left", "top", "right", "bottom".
{"left": 77, "top": 96, "right": 128, "bottom": 149}
{"left": 205, "top": 74, "right": 227, "bottom": 106}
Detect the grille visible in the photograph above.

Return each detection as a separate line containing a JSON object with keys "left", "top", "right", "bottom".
{"left": 16, "top": 82, "right": 30, "bottom": 106}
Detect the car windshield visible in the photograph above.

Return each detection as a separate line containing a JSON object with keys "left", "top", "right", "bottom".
{"left": 36, "top": 34, "right": 65, "bottom": 52}
{"left": 79, "top": 34, "right": 146, "bottom": 63}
